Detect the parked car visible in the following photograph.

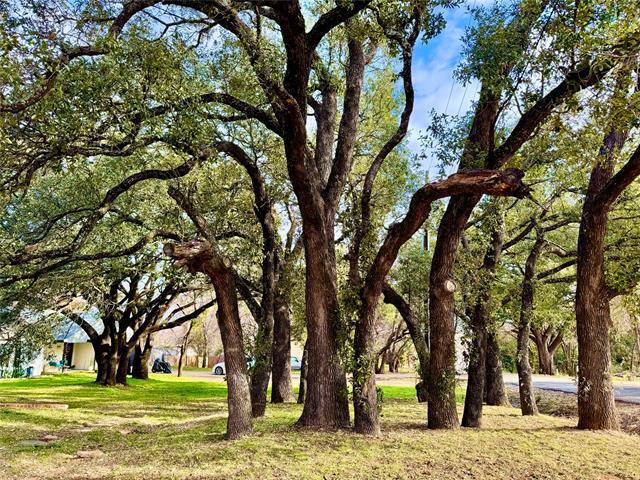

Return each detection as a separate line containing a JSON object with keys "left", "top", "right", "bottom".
{"left": 212, "top": 357, "right": 255, "bottom": 375}
{"left": 212, "top": 356, "right": 302, "bottom": 375}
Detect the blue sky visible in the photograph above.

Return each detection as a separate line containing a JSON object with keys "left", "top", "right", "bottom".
{"left": 408, "top": 1, "right": 492, "bottom": 175}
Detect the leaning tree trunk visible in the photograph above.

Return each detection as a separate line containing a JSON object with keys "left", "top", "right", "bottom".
{"left": 164, "top": 239, "right": 253, "bottom": 439}
{"left": 484, "top": 330, "right": 509, "bottom": 406}
{"left": 271, "top": 297, "right": 294, "bottom": 403}
{"left": 382, "top": 284, "right": 429, "bottom": 402}
{"left": 516, "top": 238, "right": 541, "bottom": 416}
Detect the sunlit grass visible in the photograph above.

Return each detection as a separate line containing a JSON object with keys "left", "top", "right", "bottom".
{"left": 0, "top": 372, "right": 638, "bottom": 479}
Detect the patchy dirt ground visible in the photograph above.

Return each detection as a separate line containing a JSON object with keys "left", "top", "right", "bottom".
{"left": 506, "top": 386, "right": 640, "bottom": 435}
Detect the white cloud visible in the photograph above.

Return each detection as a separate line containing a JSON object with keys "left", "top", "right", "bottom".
{"left": 407, "top": 6, "right": 486, "bottom": 176}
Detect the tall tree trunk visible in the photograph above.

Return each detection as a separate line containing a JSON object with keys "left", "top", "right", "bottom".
{"left": 575, "top": 122, "right": 638, "bottom": 430}
{"left": 516, "top": 237, "right": 542, "bottom": 416}
{"left": 271, "top": 297, "right": 294, "bottom": 403}
{"left": 296, "top": 227, "right": 350, "bottom": 428}
{"left": 428, "top": 195, "right": 480, "bottom": 429}
{"left": 463, "top": 226, "right": 503, "bottom": 427}
{"left": 461, "top": 305, "right": 488, "bottom": 427}
{"left": 484, "top": 330, "right": 509, "bottom": 406}
{"left": 576, "top": 205, "right": 618, "bottom": 429}
{"left": 297, "top": 340, "right": 308, "bottom": 404}
{"left": 212, "top": 269, "right": 253, "bottom": 438}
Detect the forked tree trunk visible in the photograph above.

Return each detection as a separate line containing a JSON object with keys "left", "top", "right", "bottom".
{"left": 352, "top": 170, "right": 528, "bottom": 434}
{"left": 531, "top": 327, "right": 562, "bottom": 375}
{"left": 484, "top": 330, "right": 509, "bottom": 406}
{"left": 516, "top": 237, "right": 542, "bottom": 416}
{"left": 294, "top": 38, "right": 364, "bottom": 431}
{"left": 271, "top": 297, "right": 294, "bottom": 403}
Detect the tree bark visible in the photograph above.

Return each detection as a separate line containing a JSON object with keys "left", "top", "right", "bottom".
{"left": 484, "top": 330, "right": 509, "bottom": 406}
{"left": 115, "top": 334, "right": 130, "bottom": 385}
{"left": 94, "top": 341, "right": 110, "bottom": 385}
{"left": 271, "top": 297, "right": 294, "bottom": 403}
{"left": 576, "top": 193, "right": 619, "bottom": 429}
{"left": 516, "top": 236, "right": 542, "bottom": 416}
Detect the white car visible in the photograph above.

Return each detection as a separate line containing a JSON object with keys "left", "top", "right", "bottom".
{"left": 212, "top": 357, "right": 254, "bottom": 375}
{"left": 212, "top": 356, "right": 301, "bottom": 375}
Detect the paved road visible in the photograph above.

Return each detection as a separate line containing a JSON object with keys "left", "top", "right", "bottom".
{"left": 503, "top": 373, "right": 640, "bottom": 404}
{"left": 177, "top": 369, "right": 640, "bottom": 404}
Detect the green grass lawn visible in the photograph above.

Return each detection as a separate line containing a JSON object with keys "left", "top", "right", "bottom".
{"left": 0, "top": 373, "right": 638, "bottom": 480}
